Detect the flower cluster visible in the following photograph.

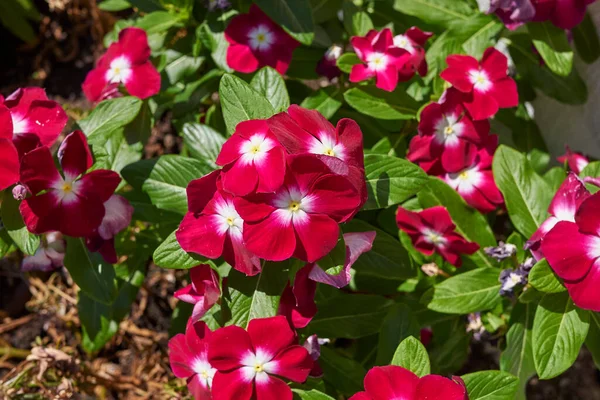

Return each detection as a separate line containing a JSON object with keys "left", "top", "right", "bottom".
{"left": 169, "top": 316, "right": 313, "bottom": 400}
{"left": 83, "top": 27, "right": 161, "bottom": 103}
{"left": 349, "top": 27, "right": 432, "bottom": 92}
{"left": 527, "top": 173, "right": 600, "bottom": 311}
{"left": 177, "top": 105, "right": 368, "bottom": 276}
{"left": 350, "top": 365, "right": 468, "bottom": 400}
{"left": 409, "top": 47, "right": 518, "bottom": 213}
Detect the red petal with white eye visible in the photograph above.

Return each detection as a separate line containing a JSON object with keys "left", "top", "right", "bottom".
{"left": 60, "top": 130, "right": 93, "bottom": 180}
{"left": 480, "top": 47, "right": 509, "bottom": 81}
{"left": 349, "top": 64, "right": 376, "bottom": 83}
{"left": 177, "top": 213, "right": 227, "bottom": 259}
{"left": 124, "top": 62, "right": 161, "bottom": 100}
{"left": 293, "top": 213, "right": 340, "bottom": 263}
{"left": 211, "top": 370, "right": 254, "bottom": 400}
{"left": 208, "top": 325, "right": 253, "bottom": 371}
{"left": 243, "top": 210, "right": 297, "bottom": 261}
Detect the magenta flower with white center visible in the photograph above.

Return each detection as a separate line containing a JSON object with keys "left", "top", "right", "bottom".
{"left": 207, "top": 316, "right": 313, "bottom": 400}
{"left": 18, "top": 130, "right": 121, "bottom": 238}
{"left": 216, "top": 119, "right": 286, "bottom": 196}
{"left": 176, "top": 170, "right": 261, "bottom": 276}
{"left": 82, "top": 27, "right": 161, "bottom": 103}
{"left": 234, "top": 154, "right": 361, "bottom": 263}
{"left": 169, "top": 319, "right": 216, "bottom": 400}
{"left": 396, "top": 206, "right": 480, "bottom": 267}
{"left": 440, "top": 47, "right": 518, "bottom": 120}
{"left": 174, "top": 264, "right": 221, "bottom": 322}
{"left": 526, "top": 173, "right": 590, "bottom": 260}
{"left": 349, "top": 28, "right": 410, "bottom": 92}
{"left": 224, "top": 5, "right": 299, "bottom": 74}
{"left": 391, "top": 27, "right": 433, "bottom": 82}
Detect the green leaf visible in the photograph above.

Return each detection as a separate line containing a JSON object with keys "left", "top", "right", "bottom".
{"left": 181, "top": 123, "right": 226, "bottom": 168}
{"left": 585, "top": 312, "right": 600, "bottom": 370}
{"left": 128, "top": 155, "right": 212, "bottom": 215}
{"left": 250, "top": 67, "right": 290, "bottom": 112}
{"left": 79, "top": 97, "right": 142, "bottom": 137}
{"left": 391, "top": 336, "right": 431, "bottom": 377}
{"left": 363, "top": 154, "right": 429, "bottom": 210}
{"left": 343, "top": 219, "right": 417, "bottom": 280}
{"left": 98, "top": 0, "right": 131, "bottom": 11}
{"left": 64, "top": 237, "right": 117, "bottom": 305}
{"left": 461, "top": 371, "right": 519, "bottom": 400}
{"left": 344, "top": 86, "right": 419, "bottom": 120}
{"left": 573, "top": 13, "right": 600, "bottom": 64}
{"left": 78, "top": 293, "right": 119, "bottom": 352}
{"left": 308, "top": 294, "right": 393, "bottom": 339}
{"left": 528, "top": 259, "right": 566, "bottom": 294}
{"left": 226, "top": 262, "right": 289, "bottom": 328}
{"left": 529, "top": 22, "right": 574, "bottom": 77}
{"left": 532, "top": 292, "right": 590, "bottom": 379}
{"left": 580, "top": 161, "right": 600, "bottom": 194}
{"left": 392, "top": 0, "right": 473, "bottom": 28}
{"left": 377, "top": 304, "right": 421, "bottom": 365}
{"left": 500, "top": 302, "right": 536, "bottom": 400}
{"left": 136, "top": 11, "right": 181, "bottom": 34}
{"left": 254, "top": 0, "right": 314, "bottom": 45}
{"left": 425, "top": 268, "right": 501, "bottom": 314}
{"left": 417, "top": 177, "right": 497, "bottom": 268}
{"left": 1, "top": 189, "right": 39, "bottom": 255}
{"left": 428, "top": 317, "right": 470, "bottom": 374}
{"left": 0, "top": 0, "right": 38, "bottom": 43}
{"left": 319, "top": 347, "right": 366, "bottom": 396}
{"left": 153, "top": 230, "right": 211, "bottom": 269}
{"left": 336, "top": 53, "right": 361, "bottom": 74}
{"left": 352, "top": 11, "right": 374, "bottom": 36}
{"left": 292, "top": 389, "right": 335, "bottom": 400}
{"left": 453, "top": 14, "right": 504, "bottom": 58}
{"left": 508, "top": 33, "right": 587, "bottom": 105}
{"left": 163, "top": 49, "right": 204, "bottom": 84}
{"left": 300, "top": 87, "right": 343, "bottom": 120}
{"left": 219, "top": 74, "right": 275, "bottom": 135}
{"left": 492, "top": 145, "right": 553, "bottom": 238}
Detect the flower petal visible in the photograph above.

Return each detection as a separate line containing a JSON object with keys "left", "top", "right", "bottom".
{"left": 269, "top": 345, "right": 312, "bottom": 383}
{"left": 19, "top": 146, "right": 61, "bottom": 194}
{"left": 565, "top": 259, "right": 600, "bottom": 312}
{"left": 82, "top": 67, "right": 110, "bottom": 103}
{"left": 77, "top": 169, "right": 121, "bottom": 203}
{"left": 349, "top": 64, "right": 376, "bottom": 83}
{"left": 187, "top": 171, "right": 221, "bottom": 214}
{"left": 125, "top": 62, "right": 161, "bottom": 99}
{"left": 255, "top": 374, "right": 293, "bottom": 400}
{"left": 208, "top": 325, "right": 253, "bottom": 371}
{"left": 118, "top": 27, "right": 151, "bottom": 64}
{"left": 481, "top": 47, "right": 509, "bottom": 81}
{"left": 415, "top": 374, "right": 468, "bottom": 400}
{"left": 221, "top": 159, "right": 259, "bottom": 197}
{"left": 60, "top": 130, "right": 93, "bottom": 180}
{"left": 97, "top": 195, "right": 133, "bottom": 240}
{"left": 168, "top": 333, "right": 195, "bottom": 379}
{"left": 176, "top": 213, "right": 227, "bottom": 259}
{"left": 0, "top": 139, "right": 19, "bottom": 191}
{"left": 575, "top": 192, "right": 600, "bottom": 236}
{"left": 243, "top": 211, "right": 297, "bottom": 261}
{"left": 488, "top": 78, "right": 519, "bottom": 109}
{"left": 375, "top": 64, "right": 399, "bottom": 92}
{"left": 363, "top": 366, "right": 419, "bottom": 399}
{"left": 247, "top": 316, "right": 295, "bottom": 358}
{"left": 293, "top": 213, "right": 340, "bottom": 263}
{"left": 211, "top": 370, "right": 254, "bottom": 400}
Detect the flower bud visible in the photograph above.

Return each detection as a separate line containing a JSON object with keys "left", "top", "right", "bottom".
{"left": 12, "top": 184, "right": 30, "bottom": 201}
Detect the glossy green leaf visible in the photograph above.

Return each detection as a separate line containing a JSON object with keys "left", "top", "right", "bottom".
{"left": 136, "top": 11, "right": 180, "bottom": 34}
{"left": 529, "top": 22, "right": 573, "bottom": 77}
{"left": 98, "top": 0, "right": 131, "bottom": 11}
{"left": 392, "top": 0, "right": 473, "bottom": 28}
{"left": 250, "top": 67, "right": 290, "bottom": 112}
{"left": 153, "top": 231, "right": 211, "bottom": 270}
{"left": 292, "top": 389, "right": 335, "bottom": 400}
{"left": 344, "top": 86, "right": 419, "bottom": 120}
{"left": 425, "top": 268, "right": 501, "bottom": 314}
{"left": 181, "top": 123, "right": 226, "bottom": 168}
{"left": 1, "top": 189, "right": 39, "bottom": 255}
{"left": 79, "top": 97, "right": 142, "bottom": 137}
{"left": 462, "top": 370, "right": 519, "bottom": 400}
{"left": 300, "top": 87, "right": 343, "bottom": 120}
{"left": 391, "top": 336, "right": 430, "bottom": 377}
{"left": 219, "top": 74, "right": 275, "bottom": 135}
{"left": 255, "top": 0, "right": 314, "bottom": 45}
{"left": 352, "top": 11, "right": 373, "bottom": 36}
{"left": 528, "top": 259, "right": 566, "bottom": 293}
{"left": 336, "top": 53, "right": 361, "bottom": 74}
{"left": 573, "top": 13, "right": 600, "bottom": 64}
{"left": 532, "top": 292, "right": 590, "bottom": 379}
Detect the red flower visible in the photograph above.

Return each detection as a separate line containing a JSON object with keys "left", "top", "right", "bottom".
{"left": 169, "top": 319, "right": 215, "bottom": 400}
{"left": 541, "top": 191, "right": 600, "bottom": 311}
{"left": 316, "top": 45, "right": 343, "bottom": 80}
{"left": 216, "top": 119, "right": 286, "bottom": 196}
{"left": 526, "top": 173, "right": 590, "bottom": 260}
{"left": 442, "top": 136, "right": 504, "bottom": 213}
{"left": 19, "top": 131, "right": 121, "bottom": 237}
{"left": 350, "top": 366, "right": 468, "bottom": 400}
{"left": 224, "top": 5, "right": 299, "bottom": 75}
{"left": 440, "top": 48, "right": 518, "bottom": 120}
{"left": 86, "top": 194, "right": 133, "bottom": 263}
{"left": 407, "top": 98, "right": 491, "bottom": 173}
{"left": 0, "top": 105, "right": 19, "bottom": 191}
{"left": 207, "top": 316, "right": 313, "bottom": 400}
{"left": 268, "top": 105, "right": 367, "bottom": 209}
{"left": 391, "top": 27, "right": 433, "bottom": 82}
{"left": 175, "top": 264, "right": 221, "bottom": 321}
{"left": 350, "top": 28, "right": 410, "bottom": 92}
{"left": 235, "top": 154, "right": 361, "bottom": 263}
{"left": 396, "top": 206, "right": 479, "bottom": 266}
{"left": 82, "top": 27, "right": 161, "bottom": 103}
{"left": 278, "top": 265, "right": 317, "bottom": 329}
{"left": 176, "top": 170, "right": 261, "bottom": 276}
{"left": 557, "top": 145, "right": 589, "bottom": 174}
{"left": 533, "top": 0, "right": 595, "bottom": 29}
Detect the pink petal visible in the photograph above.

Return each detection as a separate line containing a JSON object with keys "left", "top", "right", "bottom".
{"left": 279, "top": 266, "right": 317, "bottom": 329}
{"left": 221, "top": 160, "right": 259, "bottom": 197}
{"left": 269, "top": 345, "right": 312, "bottom": 382}
{"left": 82, "top": 67, "right": 110, "bottom": 103}
{"left": 187, "top": 319, "right": 211, "bottom": 355}
{"left": 441, "top": 140, "right": 477, "bottom": 173}
{"left": 0, "top": 139, "right": 19, "bottom": 191}
{"left": 19, "top": 146, "right": 61, "bottom": 194}
{"left": 350, "top": 36, "right": 374, "bottom": 61}
{"left": 117, "top": 27, "right": 151, "bottom": 64}
{"left": 548, "top": 173, "right": 589, "bottom": 220}
{"left": 552, "top": 0, "right": 587, "bottom": 29}
{"left": 419, "top": 206, "right": 455, "bottom": 234}
{"left": 224, "top": 233, "right": 262, "bottom": 276}
{"left": 0, "top": 104, "right": 13, "bottom": 140}
{"left": 187, "top": 375, "right": 213, "bottom": 400}
{"left": 349, "top": 64, "right": 376, "bottom": 83}
{"left": 349, "top": 393, "right": 373, "bottom": 400}
{"left": 234, "top": 195, "right": 278, "bottom": 223}
{"left": 406, "top": 27, "right": 433, "bottom": 46}
{"left": 407, "top": 134, "right": 439, "bottom": 164}
{"left": 97, "top": 195, "right": 133, "bottom": 240}
{"left": 565, "top": 259, "right": 600, "bottom": 312}
{"left": 336, "top": 118, "right": 365, "bottom": 169}
{"left": 226, "top": 43, "right": 261, "bottom": 74}
{"left": 244, "top": 211, "right": 297, "bottom": 261}
{"left": 216, "top": 133, "right": 246, "bottom": 166}
{"left": 375, "top": 64, "right": 399, "bottom": 92}
{"left": 256, "top": 147, "right": 286, "bottom": 193}
{"left": 59, "top": 130, "right": 93, "bottom": 180}
{"left": 396, "top": 207, "right": 426, "bottom": 236}
{"left": 526, "top": 216, "right": 560, "bottom": 261}
{"left": 575, "top": 192, "right": 600, "bottom": 236}
{"left": 463, "top": 91, "right": 499, "bottom": 121}
{"left": 541, "top": 221, "right": 598, "bottom": 281}
{"left": 125, "top": 62, "right": 161, "bottom": 99}
{"left": 208, "top": 325, "right": 253, "bottom": 370}
{"left": 294, "top": 213, "right": 340, "bottom": 263}
{"left": 174, "top": 284, "right": 201, "bottom": 305}
{"left": 446, "top": 54, "right": 480, "bottom": 71}
{"left": 255, "top": 374, "right": 293, "bottom": 400}
{"left": 489, "top": 78, "right": 519, "bottom": 109}
{"left": 309, "top": 175, "right": 361, "bottom": 223}
{"left": 287, "top": 105, "right": 336, "bottom": 142}
{"left": 415, "top": 374, "right": 468, "bottom": 400}
{"left": 177, "top": 213, "right": 227, "bottom": 259}
{"left": 187, "top": 171, "right": 220, "bottom": 214}
{"left": 19, "top": 196, "right": 60, "bottom": 234}
{"left": 268, "top": 111, "right": 319, "bottom": 155}
{"left": 363, "top": 366, "right": 419, "bottom": 399}
{"left": 247, "top": 316, "right": 295, "bottom": 356}
{"left": 481, "top": 47, "right": 509, "bottom": 81}
{"left": 77, "top": 169, "right": 121, "bottom": 203}
{"left": 372, "top": 28, "right": 394, "bottom": 52}
{"left": 59, "top": 195, "right": 107, "bottom": 237}
{"left": 211, "top": 370, "right": 254, "bottom": 400}
{"left": 168, "top": 333, "right": 194, "bottom": 379}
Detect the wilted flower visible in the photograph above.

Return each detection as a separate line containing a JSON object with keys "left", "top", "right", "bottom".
{"left": 12, "top": 184, "right": 30, "bottom": 201}
{"left": 22, "top": 232, "right": 65, "bottom": 272}
{"left": 557, "top": 145, "right": 589, "bottom": 175}
{"left": 174, "top": 264, "right": 221, "bottom": 322}
{"left": 316, "top": 44, "right": 343, "bottom": 80}
{"left": 466, "top": 312, "right": 485, "bottom": 340}
{"left": 205, "top": 0, "right": 230, "bottom": 11}
{"left": 484, "top": 241, "right": 517, "bottom": 261}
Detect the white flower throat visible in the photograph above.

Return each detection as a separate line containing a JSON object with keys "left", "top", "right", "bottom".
{"left": 248, "top": 25, "right": 275, "bottom": 51}
{"left": 106, "top": 56, "right": 132, "bottom": 84}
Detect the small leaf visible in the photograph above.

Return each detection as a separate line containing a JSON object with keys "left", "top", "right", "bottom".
{"left": 153, "top": 231, "right": 211, "bottom": 270}
{"left": 391, "top": 336, "right": 431, "bottom": 377}
{"left": 79, "top": 97, "right": 142, "bottom": 138}
{"left": 136, "top": 11, "right": 181, "bottom": 34}
{"left": 336, "top": 53, "right": 361, "bottom": 74}
{"left": 352, "top": 11, "right": 374, "bottom": 36}
{"left": 181, "top": 123, "right": 226, "bottom": 168}
{"left": 250, "top": 66, "right": 290, "bottom": 112}
{"left": 98, "top": 0, "right": 131, "bottom": 11}
{"left": 219, "top": 74, "right": 275, "bottom": 135}
{"left": 573, "top": 12, "right": 600, "bottom": 64}
{"left": 528, "top": 259, "right": 566, "bottom": 293}
{"left": 529, "top": 22, "right": 574, "bottom": 77}
{"left": 533, "top": 292, "right": 590, "bottom": 379}
{"left": 425, "top": 268, "right": 501, "bottom": 314}
{"left": 344, "top": 86, "right": 419, "bottom": 120}
{"left": 461, "top": 370, "right": 519, "bottom": 400}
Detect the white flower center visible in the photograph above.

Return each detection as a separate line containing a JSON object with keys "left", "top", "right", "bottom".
{"left": 214, "top": 199, "right": 244, "bottom": 238}
{"left": 248, "top": 25, "right": 275, "bottom": 51}
{"left": 239, "top": 134, "right": 274, "bottom": 165}
{"left": 52, "top": 178, "right": 81, "bottom": 204}
{"left": 10, "top": 113, "right": 29, "bottom": 135}
{"left": 469, "top": 70, "right": 492, "bottom": 92}
{"left": 105, "top": 56, "right": 132, "bottom": 84}
{"left": 434, "top": 113, "right": 464, "bottom": 146}
{"left": 309, "top": 133, "right": 345, "bottom": 160}
{"left": 393, "top": 35, "right": 415, "bottom": 54}
{"left": 240, "top": 349, "right": 278, "bottom": 383}
{"left": 192, "top": 358, "right": 216, "bottom": 388}
{"left": 446, "top": 166, "right": 482, "bottom": 194}
{"left": 367, "top": 52, "right": 389, "bottom": 72}
{"left": 272, "top": 186, "right": 314, "bottom": 225}
{"left": 422, "top": 228, "right": 447, "bottom": 247}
